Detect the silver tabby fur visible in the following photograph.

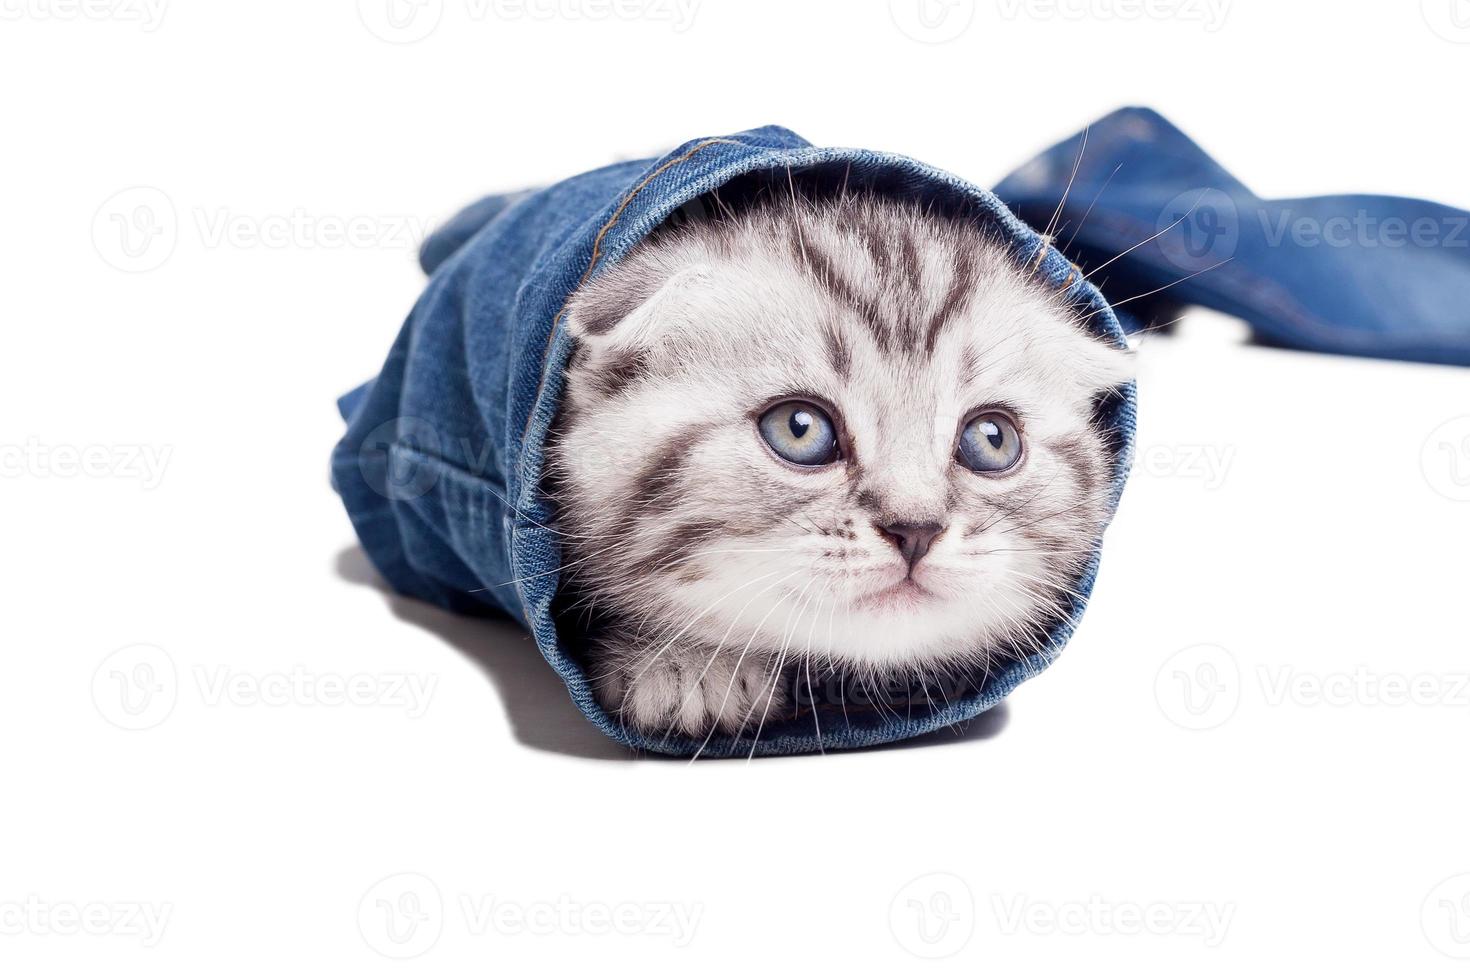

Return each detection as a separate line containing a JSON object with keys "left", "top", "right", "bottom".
{"left": 549, "top": 193, "right": 1132, "bottom": 741}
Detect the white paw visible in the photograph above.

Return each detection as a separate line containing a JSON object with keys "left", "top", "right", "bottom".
{"left": 593, "top": 644, "right": 788, "bottom": 738}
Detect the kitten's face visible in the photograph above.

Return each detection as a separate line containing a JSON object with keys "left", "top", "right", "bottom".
{"left": 553, "top": 197, "right": 1131, "bottom": 677}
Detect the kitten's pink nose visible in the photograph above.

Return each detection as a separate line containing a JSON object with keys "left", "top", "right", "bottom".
{"left": 875, "top": 521, "right": 945, "bottom": 569}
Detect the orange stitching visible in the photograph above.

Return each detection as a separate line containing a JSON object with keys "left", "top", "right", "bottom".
{"left": 553, "top": 137, "right": 742, "bottom": 328}
{"left": 520, "top": 137, "right": 745, "bottom": 453}
{"left": 1029, "top": 237, "right": 1051, "bottom": 273}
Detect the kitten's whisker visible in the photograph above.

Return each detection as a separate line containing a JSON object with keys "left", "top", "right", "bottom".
{"left": 970, "top": 465, "right": 1069, "bottom": 537}
{"left": 651, "top": 567, "right": 804, "bottom": 744}
{"left": 800, "top": 580, "right": 834, "bottom": 754}
{"left": 479, "top": 480, "right": 627, "bottom": 545}
{"left": 836, "top": 592, "right": 854, "bottom": 735}
{"left": 1080, "top": 188, "right": 1210, "bottom": 281}
{"left": 623, "top": 546, "right": 792, "bottom": 643}
{"left": 990, "top": 494, "right": 1113, "bottom": 535}
{"left": 689, "top": 576, "right": 805, "bottom": 763}
{"left": 1061, "top": 161, "right": 1124, "bottom": 253}
{"left": 492, "top": 539, "right": 630, "bottom": 588}
{"left": 743, "top": 580, "right": 822, "bottom": 760}
{"left": 619, "top": 565, "right": 798, "bottom": 730}
{"left": 1031, "top": 125, "right": 1089, "bottom": 272}
{"left": 785, "top": 165, "right": 809, "bottom": 266}
{"left": 1082, "top": 257, "right": 1235, "bottom": 318}
{"left": 1007, "top": 569, "right": 1091, "bottom": 607}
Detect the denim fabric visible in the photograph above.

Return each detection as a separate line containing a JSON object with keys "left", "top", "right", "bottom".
{"left": 996, "top": 107, "right": 1470, "bottom": 366}
{"left": 331, "top": 124, "right": 1135, "bottom": 756}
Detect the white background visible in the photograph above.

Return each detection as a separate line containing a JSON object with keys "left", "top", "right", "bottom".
{"left": 3, "top": 1, "right": 1469, "bottom": 976}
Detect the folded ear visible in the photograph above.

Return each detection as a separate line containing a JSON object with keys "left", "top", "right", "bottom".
{"left": 564, "top": 263, "right": 714, "bottom": 357}
{"left": 1069, "top": 328, "right": 1135, "bottom": 396}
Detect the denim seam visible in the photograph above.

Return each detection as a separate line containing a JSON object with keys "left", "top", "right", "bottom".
{"left": 525, "top": 136, "right": 745, "bottom": 445}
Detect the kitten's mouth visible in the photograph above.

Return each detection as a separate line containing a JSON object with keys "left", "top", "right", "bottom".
{"left": 856, "top": 577, "right": 936, "bottom": 611}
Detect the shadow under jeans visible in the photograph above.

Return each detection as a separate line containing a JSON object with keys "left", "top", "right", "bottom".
{"left": 334, "top": 544, "right": 1010, "bottom": 761}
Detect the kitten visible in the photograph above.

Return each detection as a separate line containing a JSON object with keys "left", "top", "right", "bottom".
{"left": 548, "top": 193, "right": 1132, "bottom": 740}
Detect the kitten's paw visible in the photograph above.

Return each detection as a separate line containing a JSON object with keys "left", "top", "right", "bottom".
{"left": 591, "top": 642, "right": 787, "bottom": 738}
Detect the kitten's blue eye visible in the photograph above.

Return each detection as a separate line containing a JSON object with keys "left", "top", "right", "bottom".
{"left": 758, "top": 400, "right": 839, "bottom": 466}
{"left": 957, "top": 412, "right": 1023, "bottom": 473}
